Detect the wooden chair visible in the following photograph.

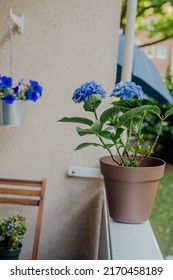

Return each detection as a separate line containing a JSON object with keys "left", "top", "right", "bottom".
{"left": 0, "top": 178, "right": 46, "bottom": 260}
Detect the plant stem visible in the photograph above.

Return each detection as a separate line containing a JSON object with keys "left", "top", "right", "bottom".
{"left": 138, "top": 112, "right": 145, "bottom": 145}
{"left": 115, "top": 142, "right": 128, "bottom": 166}
{"left": 94, "top": 109, "right": 98, "bottom": 120}
{"left": 150, "top": 118, "right": 164, "bottom": 154}
{"left": 127, "top": 118, "right": 132, "bottom": 145}
{"left": 98, "top": 134, "right": 120, "bottom": 165}
{"left": 94, "top": 109, "right": 121, "bottom": 165}
{"left": 135, "top": 112, "right": 145, "bottom": 156}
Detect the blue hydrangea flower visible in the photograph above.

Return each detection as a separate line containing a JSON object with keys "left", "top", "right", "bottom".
{"left": 72, "top": 81, "right": 106, "bottom": 103}
{"left": 30, "top": 80, "right": 43, "bottom": 96}
{"left": 4, "top": 94, "right": 15, "bottom": 104}
{"left": 110, "top": 81, "right": 143, "bottom": 100}
{"left": 0, "top": 76, "right": 13, "bottom": 88}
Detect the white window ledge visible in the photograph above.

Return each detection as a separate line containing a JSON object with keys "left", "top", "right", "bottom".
{"left": 99, "top": 192, "right": 163, "bottom": 260}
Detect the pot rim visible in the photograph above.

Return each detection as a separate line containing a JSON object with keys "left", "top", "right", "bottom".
{"left": 99, "top": 155, "right": 166, "bottom": 169}
{"left": 0, "top": 242, "right": 22, "bottom": 252}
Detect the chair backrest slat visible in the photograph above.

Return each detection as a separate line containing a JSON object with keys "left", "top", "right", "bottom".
{"left": 0, "top": 178, "right": 42, "bottom": 187}
{"left": 0, "top": 197, "right": 39, "bottom": 206}
{"left": 0, "top": 188, "right": 41, "bottom": 196}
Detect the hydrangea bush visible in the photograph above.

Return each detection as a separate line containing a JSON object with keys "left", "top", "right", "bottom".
{"left": 0, "top": 213, "right": 27, "bottom": 250}
{"left": 59, "top": 80, "right": 173, "bottom": 167}
{"left": 0, "top": 75, "right": 43, "bottom": 104}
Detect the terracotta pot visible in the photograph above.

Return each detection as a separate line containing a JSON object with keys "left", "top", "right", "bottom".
{"left": 100, "top": 155, "right": 166, "bottom": 223}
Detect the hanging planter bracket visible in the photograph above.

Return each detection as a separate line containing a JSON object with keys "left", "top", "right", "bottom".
{"left": 9, "top": 8, "right": 24, "bottom": 33}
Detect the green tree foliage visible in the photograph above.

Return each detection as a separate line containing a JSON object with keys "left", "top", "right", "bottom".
{"left": 164, "top": 65, "right": 173, "bottom": 96}
{"left": 143, "top": 101, "right": 173, "bottom": 163}
{"left": 121, "top": 0, "right": 173, "bottom": 46}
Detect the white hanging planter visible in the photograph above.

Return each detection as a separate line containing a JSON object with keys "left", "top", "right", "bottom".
{"left": 0, "top": 100, "right": 27, "bottom": 126}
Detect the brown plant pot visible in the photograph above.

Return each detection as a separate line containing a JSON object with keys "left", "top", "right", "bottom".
{"left": 100, "top": 155, "right": 166, "bottom": 223}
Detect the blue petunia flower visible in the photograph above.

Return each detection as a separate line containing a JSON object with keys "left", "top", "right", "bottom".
{"left": 13, "top": 86, "right": 19, "bottom": 94}
{"left": 26, "top": 88, "right": 38, "bottom": 102}
{"left": 110, "top": 81, "right": 143, "bottom": 100}
{"left": 0, "top": 76, "right": 13, "bottom": 88}
{"left": 12, "top": 224, "right": 17, "bottom": 228}
{"left": 4, "top": 94, "right": 15, "bottom": 104}
{"left": 0, "top": 75, "right": 42, "bottom": 105}
{"left": 29, "top": 80, "right": 43, "bottom": 96}
{"left": 72, "top": 81, "right": 106, "bottom": 103}
{"left": 13, "top": 79, "right": 24, "bottom": 94}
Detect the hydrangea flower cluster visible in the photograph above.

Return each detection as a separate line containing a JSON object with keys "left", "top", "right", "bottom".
{"left": 0, "top": 213, "right": 27, "bottom": 250}
{"left": 110, "top": 81, "right": 143, "bottom": 100}
{"left": 72, "top": 80, "right": 106, "bottom": 103}
{"left": 0, "top": 75, "right": 43, "bottom": 105}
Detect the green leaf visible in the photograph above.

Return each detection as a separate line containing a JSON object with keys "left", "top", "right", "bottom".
{"left": 99, "top": 127, "right": 124, "bottom": 142}
{"left": 149, "top": 105, "right": 161, "bottom": 118}
{"left": 127, "top": 160, "right": 138, "bottom": 167}
{"left": 100, "top": 106, "right": 120, "bottom": 124}
{"left": 125, "top": 115, "right": 143, "bottom": 129}
{"left": 118, "top": 105, "right": 155, "bottom": 126}
{"left": 141, "top": 99, "right": 156, "bottom": 106}
{"left": 83, "top": 94, "right": 102, "bottom": 112}
{"left": 164, "top": 108, "right": 173, "bottom": 119}
{"left": 136, "top": 145, "right": 144, "bottom": 153}
{"left": 76, "top": 120, "right": 102, "bottom": 136}
{"left": 75, "top": 142, "right": 103, "bottom": 150}
{"left": 92, "top": 120, "right": 102, "bottom": 133}
{"left": 124, "top": 144, "right": 135, "bottom": 153}
{"left": 138, "top": 134, "right": 144, "bottom": 141}
{"left": 99, "top": 130, "right": 113, "bottom": 140}
{"left": 113, "top": 127, "right": 125, "bottom": 141}
{"left": 76, "top": 127, "right": 95, "bottom": 136}
{"left": 147, "top": 145, "right": 151, "bottom": 155}
{"left": 58, "top": 117, "right": 93, "bottom": 126}
{"left": 113, "top": 99, "right": 138, "bottom": 108}
{"left": 103, "top": 144, "right": 115, "bottom": 149}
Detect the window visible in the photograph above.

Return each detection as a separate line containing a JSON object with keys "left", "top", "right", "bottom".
{"left": 156, "top": 46, "right": 167, "bottom": 59}
{"left": 145, "top": 46, "right": 155, "bottom": 59}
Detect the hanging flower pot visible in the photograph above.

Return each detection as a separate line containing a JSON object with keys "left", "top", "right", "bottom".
{"left": 0, "top": 75, "right": 43, "bottom": 126}
{"left": 0, "top": 100, "right": 27, "bottom": 126}
{"left": 100, "top": 155, "right": 165, "bottom": 223}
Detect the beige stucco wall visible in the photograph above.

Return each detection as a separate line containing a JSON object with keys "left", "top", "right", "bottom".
{"left": 0, "top": 0, "right": 121, "bottom": 259}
